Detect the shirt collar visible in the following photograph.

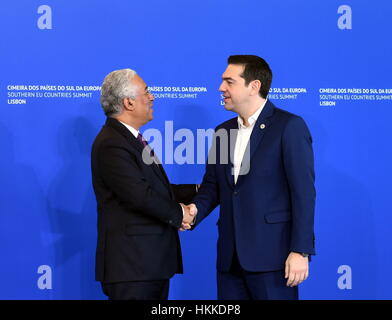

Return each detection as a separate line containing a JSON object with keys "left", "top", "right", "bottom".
{"left": 237, "top": 99, "right": 267, "bottom": 129}
{"left": 119, "top": 121, "right": 139, "bottom": 138}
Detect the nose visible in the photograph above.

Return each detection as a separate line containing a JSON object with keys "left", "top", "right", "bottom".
{"left": 219, "top": 81, "right": 226, "bottom": 92}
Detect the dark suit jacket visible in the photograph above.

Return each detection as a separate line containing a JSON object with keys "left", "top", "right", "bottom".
{"left": 91, "top": 118, "right": 196, "bottom": 283}
{"left": 193, "top": 100, "right": 316, "bottom": 272}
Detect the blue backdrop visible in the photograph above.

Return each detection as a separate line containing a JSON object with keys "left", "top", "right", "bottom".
{"left": 1, "top": 1, "right": 391, "bottom": 299}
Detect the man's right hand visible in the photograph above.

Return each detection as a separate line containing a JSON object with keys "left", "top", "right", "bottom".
{"left": 179, "top": 203, "right": 198, "bottom": 231}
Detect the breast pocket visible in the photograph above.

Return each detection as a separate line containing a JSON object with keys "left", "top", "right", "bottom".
{"left": 264, "top": 211, "right": 291, "bottom": 224}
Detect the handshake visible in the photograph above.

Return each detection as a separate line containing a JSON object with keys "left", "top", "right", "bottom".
{"left": 179, "top": 203, "right": 198, "bottom": 231}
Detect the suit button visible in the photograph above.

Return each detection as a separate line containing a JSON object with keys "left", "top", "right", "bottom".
{"left": 234, "top": 191, "right": 238, "bottom": 195}
{"left": 168, "top": 220, "right": 173, "bottom": 224}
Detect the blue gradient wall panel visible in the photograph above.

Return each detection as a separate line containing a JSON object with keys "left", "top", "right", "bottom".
{"left": 0, "top": 1, "right": 391, "bottom": 299}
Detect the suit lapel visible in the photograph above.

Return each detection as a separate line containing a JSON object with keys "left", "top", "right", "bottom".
{"left": 105, "top": 117, "right": 142, "bottom": 150}
{"left": 139, "top": 145, "right": 172, "bottom": 191}
{"left": 157, "top": 164, "right": 175, "bottom": 198}
{"left": 222, "top": 118, "right": 238, "bottom": 190}
{"left": 249, "top": 100, "right": 275, "bottom": 158}
{"left": 232, "top": 101, "right": 275, "bottom": 188}
{"left": 105, "top": 118, "right": 171, "bottom": 191}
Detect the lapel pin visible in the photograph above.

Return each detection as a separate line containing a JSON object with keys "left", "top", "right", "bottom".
{"left": 260, "top": 124, "right": 266, "bottom": 129}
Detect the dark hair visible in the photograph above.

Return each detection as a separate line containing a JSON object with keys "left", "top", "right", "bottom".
{"left": 228, "top": 55, "right": 272, "bottom": 98}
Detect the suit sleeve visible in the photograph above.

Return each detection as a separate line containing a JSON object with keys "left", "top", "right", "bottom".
{"left": 171, "top": 184, "right": 198, "bottom": 205}
{"left": 98, "top": 141, "right": 183, "bottom": 229}
{"left": 282, "top": 116, "right": 316, "bottom": 255}
{"left": 192, "top": 130, "right": 221, "bottom": 227}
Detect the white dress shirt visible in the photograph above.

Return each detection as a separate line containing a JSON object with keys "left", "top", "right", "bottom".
{"left": 119, "top": 121, "right": 139, "bottom": 138}
{"left": 233, "top": 100, "right": 267, "bottom": 184}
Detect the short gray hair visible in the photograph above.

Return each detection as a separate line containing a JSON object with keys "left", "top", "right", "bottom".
{"left": 100, "top": 68, "right": 137, "bottom": 117}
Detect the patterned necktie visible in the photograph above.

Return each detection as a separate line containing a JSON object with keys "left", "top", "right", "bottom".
{"left": 137, "top": 133, "right": 155, "bottom": 157}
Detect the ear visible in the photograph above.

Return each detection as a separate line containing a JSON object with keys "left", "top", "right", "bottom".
{"left": 250, "top": 80, "right": 261, "bottom": 96}
{"left": 123, "top": 97, "right": 135, "bottom": 111}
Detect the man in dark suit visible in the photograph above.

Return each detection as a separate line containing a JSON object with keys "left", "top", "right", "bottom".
{"left": 91, "top": 68, "right": 197, "bottom": 300}
{"left": 185, "top": 55, "right": 316, "bottom": 300}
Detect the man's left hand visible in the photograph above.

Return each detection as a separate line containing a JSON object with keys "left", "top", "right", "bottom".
{"left": 285, "top": 252, "right": 309, "bottom": 287}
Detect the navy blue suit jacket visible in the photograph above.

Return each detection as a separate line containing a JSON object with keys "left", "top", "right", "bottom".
{"left": 193, "top": 100, "right": 316, "bottom": 272}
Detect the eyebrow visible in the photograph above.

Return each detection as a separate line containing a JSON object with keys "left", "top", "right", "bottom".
{"left": 222, "top": 77, "right": 235, "bottom": 81}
